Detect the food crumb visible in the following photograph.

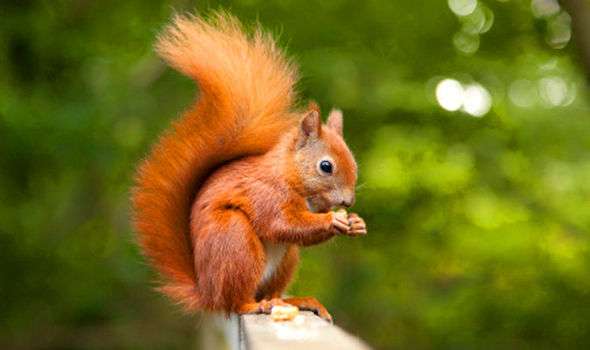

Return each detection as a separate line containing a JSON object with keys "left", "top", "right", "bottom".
{"left": 270, "top": 304, "right": 299, "bottom": 321}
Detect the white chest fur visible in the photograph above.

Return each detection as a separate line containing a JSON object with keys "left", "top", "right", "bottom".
{"left": 260, "top": 241, "right": 288, "bottom": 285}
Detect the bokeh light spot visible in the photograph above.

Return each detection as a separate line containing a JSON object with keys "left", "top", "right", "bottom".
{"left": 531, "top": 0, "right": 560, "bottom": 18}
{"left": 539, "top": 76, "right": 568, "bottom": 106}
{"left": 546, "top": 12, "right": 572, "bottom": 49}
{"left": 448, "top": 0, "right": 478, "bottom": 16}
{"left": 462, "top": 84, "right": 492, "bottom": 117}
{"left": 453, "top": 31, "right": 480, "bottom": 54}
{"left": 436, "top": 79, "right": 464, "bottom": 111}
{"left": 461, "top": 5, "right": 495, "bottom": 34}
{"left": 436, "top": 79, "right": 492, "bottom": 117}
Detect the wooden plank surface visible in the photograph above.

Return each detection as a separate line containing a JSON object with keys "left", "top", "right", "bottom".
{"left": 239, "top": 311, "right": 371, "bottom": 350}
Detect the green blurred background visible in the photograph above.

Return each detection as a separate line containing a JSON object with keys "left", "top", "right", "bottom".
{"left": 2, "top": 0, "right": 590, "bottom": 349}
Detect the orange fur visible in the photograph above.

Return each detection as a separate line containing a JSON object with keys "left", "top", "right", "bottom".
{"left": 132, "top": 12, "right": 365, "bottom": 318}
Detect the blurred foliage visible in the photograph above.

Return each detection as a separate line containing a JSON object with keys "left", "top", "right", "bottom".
{"left": 1, "top": 0, "right": 590, "bottom": 349}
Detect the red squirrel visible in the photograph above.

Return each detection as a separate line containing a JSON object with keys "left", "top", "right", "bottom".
{"left": 132, "top": 13, "right": 367, "bottom": 322}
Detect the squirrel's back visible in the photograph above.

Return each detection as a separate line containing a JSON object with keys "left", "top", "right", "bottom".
{"left": 132, "top": 13, "right": 299, "bottom": 311}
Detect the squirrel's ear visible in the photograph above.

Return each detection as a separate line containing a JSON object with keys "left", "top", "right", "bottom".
{"left": 327, "top": 109, "right": 343, "bottom": 136}
{"left": 298, "top": 110, "right": 321, "bottom": 146}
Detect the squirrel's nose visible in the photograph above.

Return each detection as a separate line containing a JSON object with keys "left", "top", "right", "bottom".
{"left": 340, "top": 193, "right": 355, "bottom": 208}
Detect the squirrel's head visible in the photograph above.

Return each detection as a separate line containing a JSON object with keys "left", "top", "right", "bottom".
{"left": 293, "top": 106, "right": 358, "bottom": 213}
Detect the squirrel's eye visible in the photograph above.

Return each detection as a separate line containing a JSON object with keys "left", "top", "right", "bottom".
{"left": 319, "top": 160, "right": 333, "bottom": 174}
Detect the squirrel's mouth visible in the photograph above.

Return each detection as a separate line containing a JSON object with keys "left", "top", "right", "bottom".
{"left": 305, "top": 195, "right": 334, "bottom": 213}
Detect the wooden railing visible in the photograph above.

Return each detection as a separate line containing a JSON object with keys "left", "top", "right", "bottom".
{"left": 200, "top": 312, "right": 371, "bottom": 349}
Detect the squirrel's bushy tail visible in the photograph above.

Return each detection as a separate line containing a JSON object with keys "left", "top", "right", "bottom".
{"left": 132, "top": 13, "right": 298, "bottom": 312}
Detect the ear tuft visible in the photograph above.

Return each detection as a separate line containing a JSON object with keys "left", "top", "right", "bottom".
{"left": 308, "top": 100, "right": 321, "bottom": 114}
{"left": 327, "top": 109, "right": 343, "bottom": 136}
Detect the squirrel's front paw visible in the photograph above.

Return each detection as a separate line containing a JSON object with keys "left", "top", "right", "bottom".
{"left": 345, "top": 213, "right": 367, "bottom": 236}
{"left": 331, "top": 210, "right": 350, "bottom": 233}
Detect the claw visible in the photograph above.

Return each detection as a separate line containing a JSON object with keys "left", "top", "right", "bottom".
{"left": 283, "top": 297, "right": 333, "bottom": 323}
{"left": 344, "top": 212, "right": 367, "bottom": 237}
